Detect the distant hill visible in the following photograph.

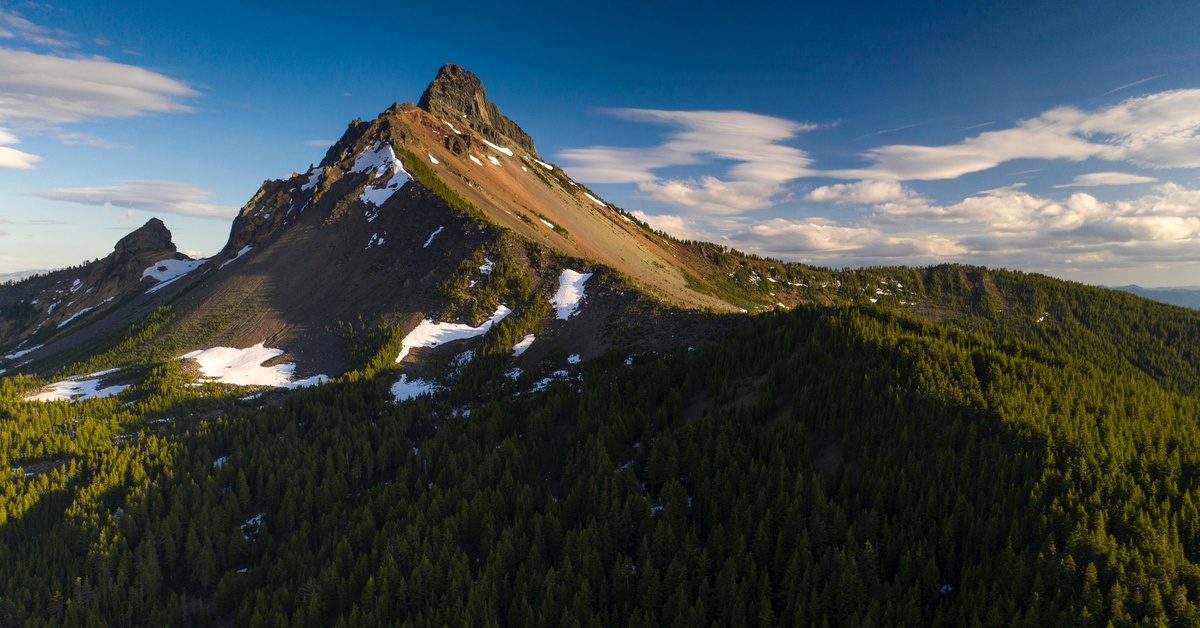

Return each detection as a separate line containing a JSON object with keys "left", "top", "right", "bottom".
{"left": 1113, "top": 284, "right": 1200, "bottom": 309}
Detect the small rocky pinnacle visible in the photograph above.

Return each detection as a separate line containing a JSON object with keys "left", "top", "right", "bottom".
{"left": 115, "top": 218, "right": 176, "bottom": 260}
{"left": 417, "top": 64, "right": 538, "bottom": 155}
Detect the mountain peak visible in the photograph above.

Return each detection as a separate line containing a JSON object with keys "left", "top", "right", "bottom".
{"left": 114, "top": 218, "right": 176, "bottom": 261}
{"left": 417, "top": 64, "right": 537, "bottom": 155}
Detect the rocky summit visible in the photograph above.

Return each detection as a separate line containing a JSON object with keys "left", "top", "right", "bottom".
{"left": 418, "top": 63, "right": 538, "bottom": 155}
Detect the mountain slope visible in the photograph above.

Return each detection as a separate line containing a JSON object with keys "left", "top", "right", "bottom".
{"left": 1, "top": 65, "right": 762, "bottom": 382}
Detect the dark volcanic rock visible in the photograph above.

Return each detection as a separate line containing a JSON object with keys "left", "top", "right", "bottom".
{"left": 113, "top": 218, "right": 176, "bottom": 266}
{"left": 418, "top": 64, "right": 537, "bottom": 155}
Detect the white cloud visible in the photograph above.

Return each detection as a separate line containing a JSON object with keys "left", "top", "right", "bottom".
{"left": 0, "top": 49, "right": 196, "bottom": 124}
{"left": 832, "top": 89, "right": 1200, "bottom": 181}
{"left": 30, "top": 181, "right": 237, "bottom": 219}
{"left": 1053, "top": 172, "right": 1159, "bottom": 188}
{"left": 806, "top": 180, "right": 914, "bottom": 204}
{"left": 637, "top": 177, "right": 784, "bottom": 213}
{"left": 558, "top": 108, "right": 815, "bottom": 213}
{"left": 0, "top": 127, "right": 39, "bottom": 168}
{"left": 731, "top": 218, "right": 966, "bottom": 261}
{"left": 0, "top": 41, "right": 197, "bottom": 168}
{"left": 629, "top": 210, "right": 712, "bottom": 241}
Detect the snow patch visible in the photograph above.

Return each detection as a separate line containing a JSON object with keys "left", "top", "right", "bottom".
{"left": 300, "top": 167, "right": 323, "bottom": 192}
{"left": 481, "top": 139, "right": 514, "bottom": 156}
{"left": 469, "top": 155, "right": 483, "bottom": 166}
{"left": 213, "top": 456, "right": 228, "bottom": 469}
{"left": 619, "top": 213, "right": 635, "bottom": 223}
{"left": 533, "top": 158, "right": 553, "bottom": 170}
{"left": 443, "top": 121, "right": 463, "bottom": 135}
{"left": 183, "top": 343, "right": 328, "bottom": 389}
{"left": 25, "top": 375, "right": 126, "bottom": 402}
{"left": 143, "top": 258, "right": 205, "bottom": 293}
{"left": 540, "top": 218, "right": 556, "bottom": 229}
{"left": 219, "top": 246, "right": 252, "bottom": 270}
{"left": 428, "top": 154, "right": 439, "bottom": 165}
{"left": 354, "top": 142, "right": 412, "bottom": 207}
{"left": 57, "top": 297, "right": 113, "bottom": 329}
{"left": 4, "top": 344, "right": 43, "bottom": 360}
{"left": 550, "top": 270, "right": 592, "bottom": 320}
{"left": 567, "top": 354, "right": 581, "bottom": 364}
{"left": 583, "top": 192, "right": 606, "bottom": 207}
{"left": 487, "top": 155, "right": 501, "bottom": 166}
{"left": 512, "top": 334, "right": 535, "bottom": 357}
{"left": 394, "top": 305, "right": 512, "bottom": 364}
{"left": 531, "top": 370, "right": 569, "bottom": 392}
{"left": 423, "top": 226, "right": 444, "bottom": 249}
{"left": 366, "top": 233, "right": 386, "bottom": 249}
{"left": 479, "top": 258, "right": 495, "bottom": 275}
{"left": 391, "top": 375, "right": 437, "bottom": 401}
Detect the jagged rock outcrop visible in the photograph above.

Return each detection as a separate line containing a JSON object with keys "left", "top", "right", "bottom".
{"left": 104, "top": 218, "right": 183, "bottom": 278}
{"left": 418, "top": 64, "right": 538, "bottom": 155}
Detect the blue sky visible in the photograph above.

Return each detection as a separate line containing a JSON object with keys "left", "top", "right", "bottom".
{"left": 2, "top": 1, "right": 1200, "bottom": 286}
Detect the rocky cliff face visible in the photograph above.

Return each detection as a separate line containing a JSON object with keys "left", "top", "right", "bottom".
{"left": 103, "top": 218, "right": 182, "bottom": 279}
{"left": 418, "top": 64, "right": 538, "bottom": 155}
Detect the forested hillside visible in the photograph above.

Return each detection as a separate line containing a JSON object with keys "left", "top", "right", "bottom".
{"left": 3, "top": 264, "right": 1200, "bottom": 626}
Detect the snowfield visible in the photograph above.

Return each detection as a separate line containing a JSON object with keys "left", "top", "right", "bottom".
{"left": 512, "top": 334, "right": 535, "bottom": 356}
{"left": 395, "top": 305, "right": 512, "bottom": 364}
{"left": 183, "top": 343, "right": 328, "bottom": 389}
{"left": 391, "top": 375, "right": 437, "bottom": 401}
{"left": 144, "top": 257, "right": 206, "bottom": 293}
{"left": 550, "top": 270, "right": 592, "bottom": 319}
{"left": 353, "top": 143, "right": 412, "bottom": 207}
{"left": 25, "top": 372, "right": 126, "bottom": 402}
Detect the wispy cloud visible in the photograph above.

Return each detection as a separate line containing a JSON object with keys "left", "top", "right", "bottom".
{"left": 830, "top": 89, "right": 1200, "bottom": 181}
{"left": 30, "top": 181, "right": 237, "bottom": 219}
{"left": 0, "top": 11, "right": 197, "bottom": 169}
{"left": 0, "top": 7, "right": 73, "bottom": 48}
{"left": 852, "top": 123, "right": 918, "bottom": 142}
{"left": 1104, "top": 75, "right": 1164, "bottom": 96}
{"left": 0, "top": 49, "right": 196, "bottom": 125}
{"left": 305, "top": 139, "right": 336, "bottom": 147}
{"left": 558, "top": 108, "right": 816, "bottom": 213}
{"left": 1052, "top": 172, "right": 1158, "bottom": 188}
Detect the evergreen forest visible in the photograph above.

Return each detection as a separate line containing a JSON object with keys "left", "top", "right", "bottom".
{"left": 3, "top": 264, "right": 1200, "bottom": 626}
